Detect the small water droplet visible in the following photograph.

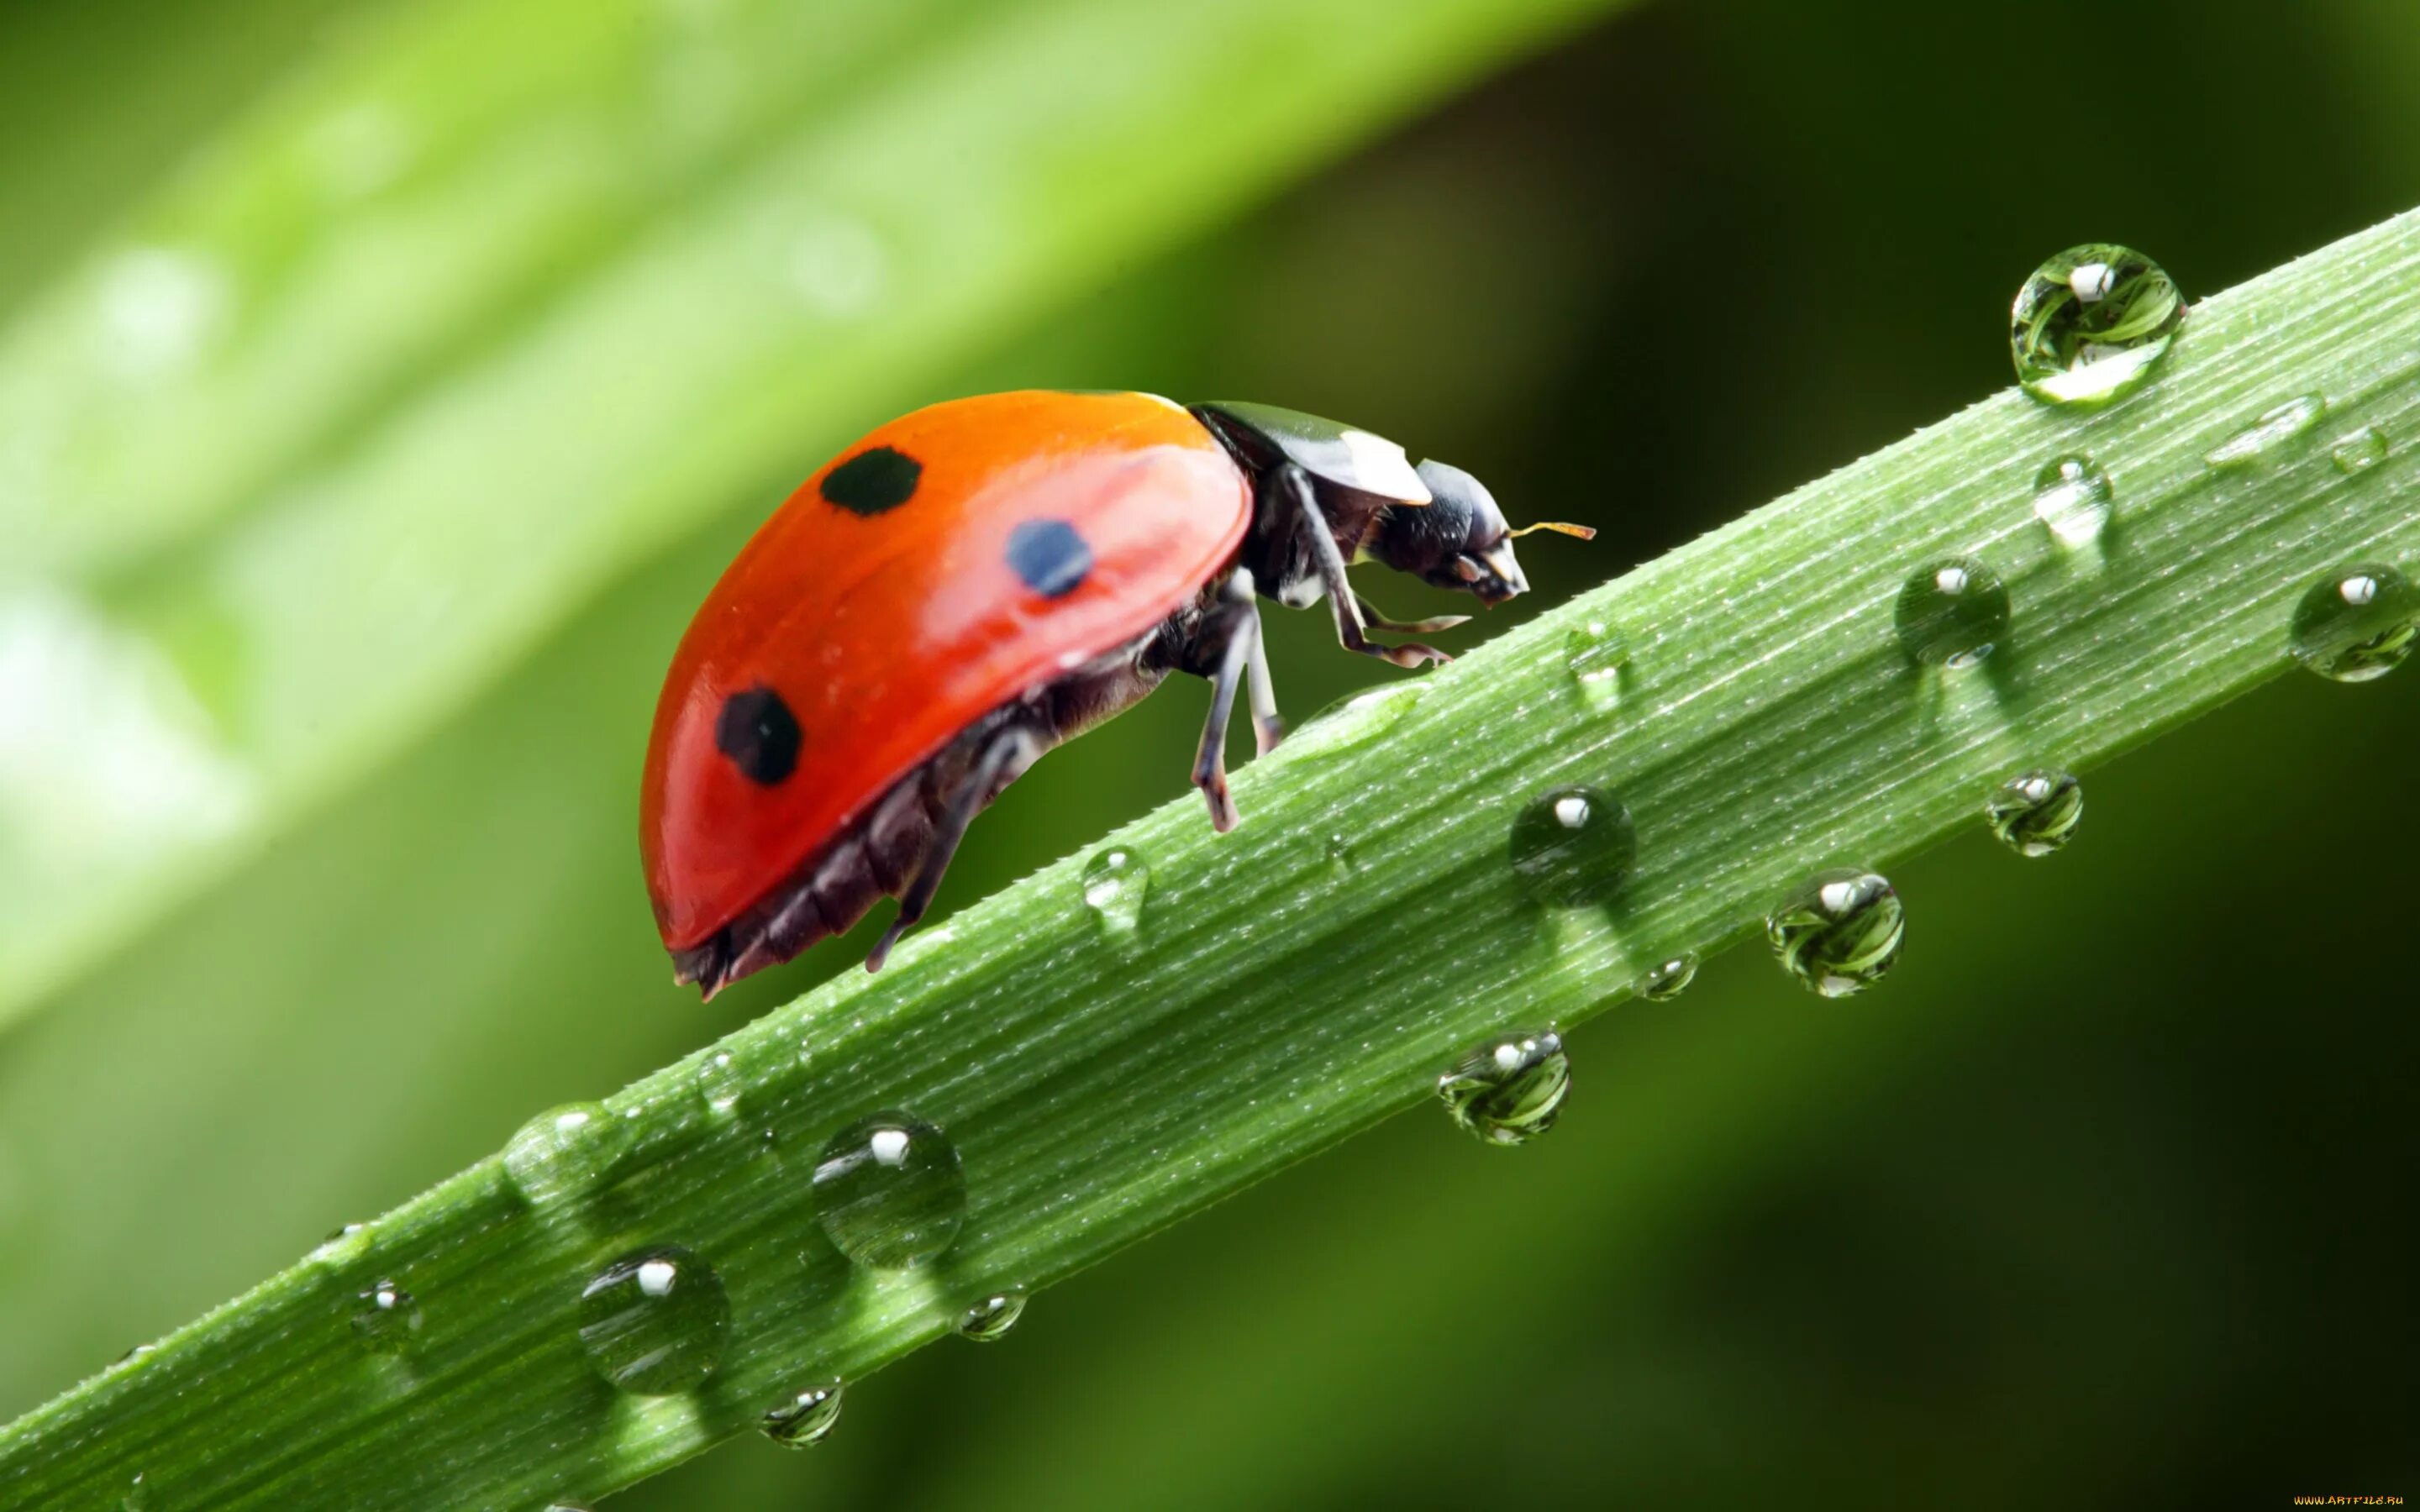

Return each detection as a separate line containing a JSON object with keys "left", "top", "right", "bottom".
{"left": 1894, "top": 556, "right": 2010, "bottom": 669}
{"left": 2204, "top": 394, "right": 2327, "bottom": 469}
{"left": 350, "top": 1278, "right": 423, "bottom": 1354}
{"left": 2031, "top": 455, "right": 2112, "bottom": 547}
{"left": 1081, "top": 848, "right": 1150, "bottom": 935}
{"left": 124, "top": 1472, "right": 151, "bottom": 1510}
{"left": 813, "top": 1112, "right": 967, "bottom": 1268}
{"left": 2289, "top": 564, "right": 2419, "bottom": 683}
{"left": 543, "top": 1504, "right": 594, "bottom": 1512}
{"left": 1563, "top": 619, "right": 1630, "bottom": 709}
{"left": 1765, "top": 869, "right": 1905, "bottom": 997}
{"left": 1438, "top": 1031, "right": 1569, "bottom": 1145}
{"left": 696, "top": 1052, "right": 742, "bottom": 1116}
{"left": 577, "top": 1245, "right": 729, "bottom": 1394}
{"left": 1508, "top": 786, "right": 1636, "bottom": 907}
{"left": 958, "top": 1288, "right": 1028, "bottom": 1342}
{"left": 1323, "top": 834, "right": 1360, "bottom": 872}
{"left": 2331, "top": 426, "right": 2390, "bottom": 475}
{"left": 2010, "top": 244, "right": 2184, "bottom": 404}
{"left": 762, "top": 1379, "right": 845, "bottom": 1448}
{"left": 1283, "top": 684, "right": 1423, "bottom": 759}
{"left": 1635, "top": 954, "right": 1699, "bottom": 1001}
{"left": 116, "top": 1342, "right": 157, "bottom": 1365}
{"left": 1986, "top": 769, "right": 2083, "bottom": 857}
{"left": 503, "top": 1102, "right": 625, "bottom": 1205}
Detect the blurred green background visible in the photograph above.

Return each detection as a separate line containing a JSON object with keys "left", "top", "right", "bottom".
{"left": 1, "top": 0, "right": 2414, "bottom": 1506}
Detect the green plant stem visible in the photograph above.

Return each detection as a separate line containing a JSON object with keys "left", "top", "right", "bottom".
{"left": 8, "top": 208, "right": 2419, "bottom": 1510}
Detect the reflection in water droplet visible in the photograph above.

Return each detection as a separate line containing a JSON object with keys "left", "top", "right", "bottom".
{"left": 813, "top": 1112, "right": 967, "bottom": 1269}
{"left": 958, "top": 1288, "right": 1028, "bottom": 1342}
{"left": 2331, "top": 426, "right": 2389, "bottom": 475}
{"left": 2289, "top": 564, "right": 2420, "bottom": 683}
{"left": 1563, "top": 619, "right": 1630, "bottom": 709}
{"left": 1437, "top": 1031, "right": 1570, "bottom": 1146}
{"left": 2010, "top": 244, "right": 2184, "bottom": 404}
{"left": 502, "top": 1103, "right": 625, "bottom": 1205}
{"left": 762, "top": 1380, "right": 845, "bottom": 1448}
{"left": 2204, "top": 395, "right": 2327, "bottom": 468}
{"left": 1636, "top": 954, "right": 1699, "bottom": 1001}
{"left": 577, "top": 1245, "right": 729, "bottom": 1394}
{"left": 2032, "top": 455, "right": 2112, "bottom": 547}
{"left": 1986, "top": 769, "right": 2083, "bottom": 857}
{"left": 1894, "top": 557, "right": 2010, "bottom": 669}
{"left": 350, "top": 1279, "right": 423, "bottom": 1354}
{"left": 1284, "top": 684, "right": 1423, "bottom": 759}
{"left": 1766, "top": 869, "right": 1905, "bottom": 996}
{"left": 696, "top": 1052, "right": 742, "bottom": 1116}
{"left": 1081, "top": 848, "right": 1150, "bottom": 936}
{"left": 1508, "top": 786, "right": 1636, "bottom": 907}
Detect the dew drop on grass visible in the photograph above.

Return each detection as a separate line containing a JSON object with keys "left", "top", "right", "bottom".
{"left": 762, "top": 1380, "right": 845, "bottom": 1448}
{"left": 577, "top": 1245, "right": 729, "bottom": 1394}
{"left": 1081, "top": 847, "right": 1150, "bottom": 936}
{"left": 1508, "top": 786, "right": 1636, "bottom": 907}
{"left": 2010, "top": 244, "right": 2184, "bottom": 404}
{"left": 2032, "top": 455, "right": 2112, "bottom": 547}
{"left": 1323, "top": 834, "right": 1360, "bottom": 873}
{"left": 1284, "top": 683, "right": 1423, "bottom": 759}
{"left": 124, "top": 1472, "right": 151, "bottom": 1510}
{"left": 1635, "top": 954, "right": 1699, "bottom": 1001}
{"left": 1437, "top": 1030, "right": 1570, "bottom": 1146}
{"left": 350, "top": 1278, "right": 423, "bottom": 1355}
{"left": 813, "top": 1112, "right": 967, "bottom": 1269}
{"left": 502, "top": 1102, "right": 624, "bottom": 1205}
{"left": 1563, "top": 618, "right": 1630, "bottom": 709}
{"left": 2204, "top": 394, "right": 2327, "bottom": 468}
{"left": 2289, "top": 564, "right": 2420, "bottom": 683}
{"left": 1894, "top": 557, "right": 2010, "bottom": 669}
{"left": 2331, "top": 426, "right": 2389, "bottom": 475}
{"left": 696, "top": 1051, "right": 742, "bottom": 1116}
{"left": 1986, "top": 769, "right": 2083, "bottom": 857}
{"left": 1766, "top": 869, "right": 1905, "bottom": 997}
{"left": 957, "top": 1288, "right": 1028, "bottom": 1342}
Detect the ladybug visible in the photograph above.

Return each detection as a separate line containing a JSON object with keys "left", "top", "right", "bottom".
{"left": 641, "top": 391, "right": 1590, "bottom": 998}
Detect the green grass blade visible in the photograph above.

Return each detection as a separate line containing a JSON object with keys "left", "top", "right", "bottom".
{"left": 6, "top": 202, "right": 2417, "bottom": 1511}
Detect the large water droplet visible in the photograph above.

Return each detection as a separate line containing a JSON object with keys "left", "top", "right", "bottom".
{"left": 2032, "top": 455, "right": 2112, "bottom": 547}
{"left": 958, "top": 1288, "right": 1028, "bottom": 1342}
{"left": 813, "top": 1112, "right": 967, "bottom": 1268}
{"left": 1437, "top": 1030, "right": 1570, "bottom": 1146}
{"left": 762, "top": 1380, "right": 845, "bottom": 1448}
{"left": 1283, "top": 684, "right": 1423, "bottom": 759}
{"left": 1508, "top": 786, "right": 1636, "bottom": 907}
{"left": 1986, "top": 769, "right": 2082, "bottom": 857}
{"left": 2204, "top": 394, "right": 2326, "bottom": 469}
{"left": 350, "top": 1278, "right": 422, "bottom": 1355}
{"left": 577, "top": 1245, "right": 729, "bottom": 1394}
{"left": 1635, "top": 954, "right": 1699, "bottom": 1002}
{"left": 1563, "top": 618, "right": 1630, "bottom": 710}
{"left": 1081, "top": 847, "right": 1150, "bottom": 936}
{"left": 1766, "top": 869, "right": 1904, "bottom": 996}
{"left": 2010, "top": 244, "right": 2184, "bottom": 404}
{"left": 1894, "top": 557, "right": 2010, "bottom": 669}
{"left": 503, "top": 1103, "right": 625, "bottom": 1205}
{"left": 2331, "top": 426, "right": 2390, "bottom": 475}
{"left": 2289, "top": 564, "right": 2419, "bottom": 683}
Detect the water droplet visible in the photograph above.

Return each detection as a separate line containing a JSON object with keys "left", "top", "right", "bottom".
{"left": 762, "top": 1380, "right": 844, "bottom": 1448}
{"left": 813, "top": 1112, "right": 967, "bottom": 1269}
{"left": 502, "top": 1102, "right": 625, "bottom": 1205}
{"left": 1508, "top": 786, "right": 1636, "bottom": 907}
{"left": 124, "top": 1472, "right": 151, "bottom": 1510}
{"left": 1635, "top": 954, "right": 1699, "bottom": 1001}
{"left": 2010, "top": 244, "right": 2184, "bottom": 404}
{"left": 2031, "top": 455, "right": 2112, "bottom": 547}
{"left": 1986, "top": 769, "right": 2083, "bottom": 857}
{"left": 350, "top": 1278, "right": 422, "bottom": 1354}
{"left": 2331, "top": 426, "right": 2390, "bottom": 475}
{"left": 1765, "top": 869, "right": 1905, "bottom": 997}
{"left": 1437, "top": 1030, "right": 1570, "bottom": 1146}
{"left": 958, "top": 1288, "right": 1028, "bottom": 1342}
{"left": 696, "top": 1052, "right": 742, "bottom": 1116}
{"left": 543, "top": 1505, "right": 594, "bottom": 1512}
{"left": 1323, "top": 834, "right": 1360, "bottom": 872}
{"left": 1283, "top": 684, "right": 1423, "bottom": 759}
{"left": 577, "top": 1245, "right": 729, "bottom": 1394}
{"left": 2289, "top": 564, "right": 2419, "bottom": 683}
{"left": 1563, "top": 619, "right": 1630, "bottom": 709}
{"left": 1081, "top": 847, "right": 1150, "bottom": 935}
{"left": 1894, "top": 557, "right": 2010, "bottom": 669}
{"left": 2204, "top": 394, "right": 2326, "bottom": 468}
{"left": 116, "top": 1342, "right": 157, "bottom": 1365}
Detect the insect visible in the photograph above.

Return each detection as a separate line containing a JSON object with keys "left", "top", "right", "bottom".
{"left": 640, "top": 391, "right": 1590, "bottom": 998}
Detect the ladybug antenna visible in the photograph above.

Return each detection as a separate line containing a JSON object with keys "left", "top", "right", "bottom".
{"left": 1507, "top": 520, "right": 1596, "bottom": 541}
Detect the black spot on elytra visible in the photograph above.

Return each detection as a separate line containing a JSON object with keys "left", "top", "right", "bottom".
{"left": 717, "top": 685, "right": 801, "bottom": 785}
{"left": 820, "top": 446, "right": 921, "bottom": 516}
{"left": 1006, "top": 518, "right": 1092, "bottom": 598}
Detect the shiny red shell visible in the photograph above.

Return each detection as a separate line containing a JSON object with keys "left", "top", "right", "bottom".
{"left": 641, "top": 391, "right": 1252, "bottom": 953}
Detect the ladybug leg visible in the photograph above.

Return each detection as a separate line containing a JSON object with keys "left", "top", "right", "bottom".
{"left": 1271, "top": 464, "right": 1452, "bottom": 669}
{"left": 866, "top": 721, "right": 1044, "bottom": 971}
{"left": 1190, "top": 569, "right": 1262, "bottom": 832}
{"left": 1245, "top": 622, "right": 1286, "bottom": 755}
{"left": 1352, "top": 593, "right": 1471, "bottom": 637}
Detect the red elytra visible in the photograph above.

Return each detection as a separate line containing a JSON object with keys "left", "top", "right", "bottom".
{"left": 641, "top": 390, "right": 1589, "bottom": 998}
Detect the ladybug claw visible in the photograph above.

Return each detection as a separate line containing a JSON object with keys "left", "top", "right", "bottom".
{"left": 1202, "top": 776, "right": 1239, "bottom": 833}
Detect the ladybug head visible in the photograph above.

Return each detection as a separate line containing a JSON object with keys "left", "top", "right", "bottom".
{"left": 1371, "top": 459, "right": 1594, "bottom": 606}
